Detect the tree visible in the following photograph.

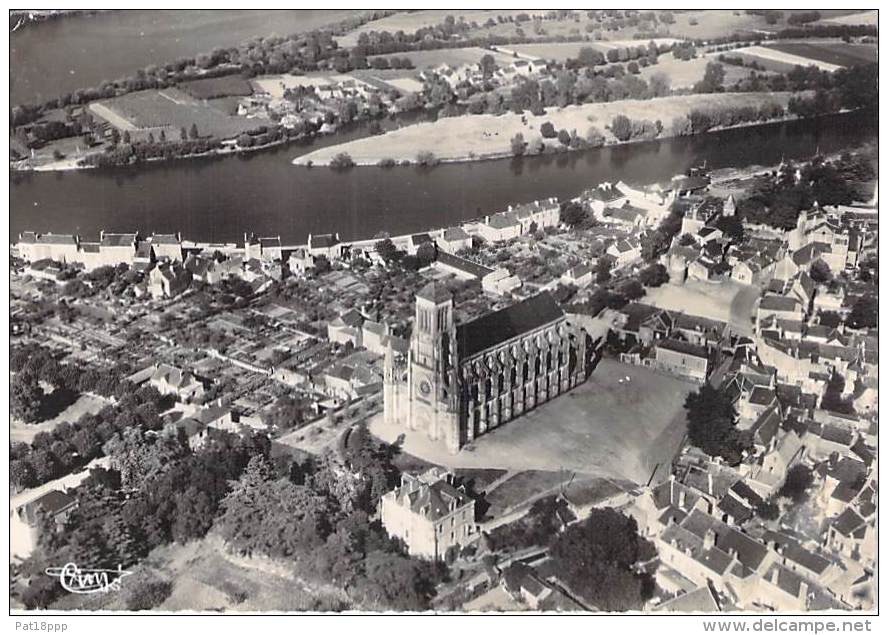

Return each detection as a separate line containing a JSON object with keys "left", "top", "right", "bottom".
{"left": 649, "top": 72, "right": 670, "bottom": 97}
{"left": 189, "top": 123, "right": 199, "bottom": 140}
{"left": 756, "top": 498, "right": 780, "bottom": 521}
{"left": 684, "top": 385, "right": 745, "bottom": 464}
{"left": 124, "top": 579, "right": 173, "bottom": 611}
{"left": 847, "top": 294, "right": 876, "bottom": 329}
{"left": 694, "top": 62, "right": 726, "bottom": 93}
{"left": 638, "top": 263, "right": 669, "bottom": 287}
{"left": 586, "top": 126, "right": 606, "bottom": 147}
{"left": 479, "top": 53, "right": 497, "bottom": 79}
{"left": 547, "top": 509, "right": 656, "bottom": 611}
{"left": 374, "top": 238, "right": 400, "bottom": 263}
{"left": 618, "top": 280, "right": 645, "bottom": 300}
{"left": 821, "top": 372, "right": 855, "bottom": 415}
{"left": 595, "top": 258, "right": 612, "bottom": 283}
{"left": 780, "top": 465, "right": 813, "bottom": 503}
{"left": 559, "top": 201, "right": 586, "bottom": 228}
{"left": 356, "top": 551, "right": 440, "bottom": 610}
{"left": 809, "top": 258, "right": 832, "bottom": 284}
{"left": 627, "top": 61, "right": 640, "bottom": 75}
{"left": 330, "top": 152, "right": 355, "bottom": 169}
{"left": 179, "top": 126, "right": 188, "bottom": 141}
{"left": 540, "top": 122, "right": 557, "bottom": 138}
{"left": 611, "top": 115, "right": 632, "bottom": 142}
{"left": 556, "top": 129, "right": 571, "bottom": 146}
{"left": 510, "top": 133, "right": 526, "bottom": 157}
{"left": 11, "top": 372, "right": 44, "bottom": 423}
{"left": 415, "top": 151, "right": 439, "bottom": 167}
{"left": 715, "top": 215, "right": 744, "bottom": 243}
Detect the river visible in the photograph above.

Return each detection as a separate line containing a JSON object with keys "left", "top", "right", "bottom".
{"left": 9, "top": 110, "right": 876, "bottom": 245}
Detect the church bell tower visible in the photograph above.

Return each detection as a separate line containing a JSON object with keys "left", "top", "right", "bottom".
{"left": 408, "top": 282, "right": 460, "bottom": 452}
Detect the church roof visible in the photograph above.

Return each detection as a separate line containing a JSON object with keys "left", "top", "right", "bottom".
{"left": 457, "top": 292, "right": 564, "bottom": 359}
{"left": 416, "top": 281, "right": 453, "bottom": 304}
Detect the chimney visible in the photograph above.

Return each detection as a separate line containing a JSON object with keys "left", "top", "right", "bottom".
{"left": 799, "top": 581, "right": 808, "bottom": 600}
{"left": 678, "top": 489, "right": 687, "bottom": 509}
{"left": 770, "top": 567, "right": 780, "bottom": 585}
{"left": 707, "top": 472, "right": 714, "bottom": 496}
{"left": 703, "top": 529, "right": 716, "bottom": 550}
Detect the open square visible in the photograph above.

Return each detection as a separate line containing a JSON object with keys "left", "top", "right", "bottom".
{"left": 370, "top": 358, "right": 695, "bottom": 485}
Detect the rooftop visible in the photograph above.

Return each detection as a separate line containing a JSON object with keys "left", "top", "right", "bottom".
{"left": 457, "top": 292, "right": 564, "bottom": 359}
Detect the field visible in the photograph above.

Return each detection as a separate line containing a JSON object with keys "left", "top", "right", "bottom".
{"left": 293, "top": 92, "right": 794, "bottom": 166}
{"left": 180, "top": 75, "right": 254, "bottom": 100}
{"left": 337, "top": 10, "right": 549, "bottom": 47}
{"left": 90, "top": 88, "right": 266, "bottom": 139}
{"left": 819, "top": 10, "right": 877, "bottom": 27}
{"left": 500, "top": 39, "right": 680, "bottom": 62}
{"left": 764, "top": 42, "right": 877, "bottom": 68}
{"left": 369, "top": 358, "right": 695, "bottom": 485}
{"left": 371, "top": 46, "right": 515, "bottom": 70}
{"left": 652, "top": 10, "right": 763, "bottom": 39}
{"left": 733, "top": 45, "right": 853, "bottom": 73}
{"left": 639, "top": 53, "right": 763, "bottom": 90}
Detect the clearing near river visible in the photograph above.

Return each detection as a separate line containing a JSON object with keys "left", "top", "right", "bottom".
{"left": 293, "top": 92, "right": 795, "bottom": 167}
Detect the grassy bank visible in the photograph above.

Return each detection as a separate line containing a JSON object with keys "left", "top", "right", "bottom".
{"left": 292, "top": 93, "right": 796, "bottom": 167}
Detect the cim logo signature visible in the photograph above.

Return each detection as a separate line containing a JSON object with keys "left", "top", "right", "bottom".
{"left": 45, "top": 563, "right": 133, "bottom": 594}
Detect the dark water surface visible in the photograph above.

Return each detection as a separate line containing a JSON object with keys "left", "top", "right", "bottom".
{"left": 11, "top": 9, "right": 356, "bottom": 106}
{"left": 10, "top": 111, "right": 876, "bottom": 244}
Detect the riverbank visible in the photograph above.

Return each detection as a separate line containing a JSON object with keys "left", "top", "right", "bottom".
{"left": 292, "top": 93, "right": 798, "bottom": 167}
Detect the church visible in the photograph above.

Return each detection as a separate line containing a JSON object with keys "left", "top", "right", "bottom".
{"left": 384, "top": 282, "right": 591, "bottom": 454}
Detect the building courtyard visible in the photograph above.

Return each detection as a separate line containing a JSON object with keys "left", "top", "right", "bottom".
{"left": 370, "top": 358, "right": 695, "bottom": 486}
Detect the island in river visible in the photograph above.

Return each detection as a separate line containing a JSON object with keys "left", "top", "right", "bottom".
{"left": 292, "top": 93, "right": 798, "bottom": 167}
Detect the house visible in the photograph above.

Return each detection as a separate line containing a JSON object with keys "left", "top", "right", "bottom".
{"left": 16, "top": 231, "right": 80, "bottom": 264}
{"left": 308, "top": 233, "right": 343, "bottom": 259}
{"left": 653, "top": 338, "right": 709, "bottom": 382}
{"left": 585, "top": 182, "right": 627, "bottom": 216}
{"left": 407, "top": 233, "right": 434, "bottom": 256}
{"left": 436, "top": 227, "right": 472, "bottom": 253}
{"left": 509, "top": 198, "right": 560, "bottom": 232}
{"left": 327, "top": 308, "right": 365, "bottom": 347}
{"left": 361, "top": 319, "right": 390, "bottom": 356}
{"left": 482, "top": 268, "right": 521, "bottom": 296}
{"left": 19, "top": 490, "right": 78, "bottom": 527}
{"left": 379, "top": 467, "right": 477, "bottom": 560}
{"left": 148, "top": 262, "right": 192, "bottom": 299}
{"left": 245, "top": 234, "right": 283, "bottom": 262}
{"left": 433, "top": 251, "right": 493, "bottom": 280}
{"left": 287, "top": 248, "right": 316, "bottom": 275}
{"left": 98, "top": 231, "right": 139, "bottom": 267}
{"left": 149, "top": 363, "right": 206, "bottom": 403}
{"left": 757, "top": 294, "right": 804, "bottom": 326}
{"left": 603, "top": 201, "right": 648, "bottom": 228}
{"left": 657, "top": 509, "right": 772, "bottom": 604}
{"left": 476, "top": 213, "right": 522, "bottom": 243}
{"left": 560, "top": 263, "right": 594, "bottom": 289}
{"left": 687, "top": 256, "right": 722, "bottom": 282}
{"left": 606, "top": 238, "right": 641, "bottom": 269}
{"left": 825, "top": 508, "right": 870, "bottom": 563}
{"left": 748, "top": 430, "right": 805, "bottom": 497}
{"left": 149, "top": 233, "right": 184, "bottom": 262}
{"left": 502, "top": 563, "right": 553, "bottom": 609}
